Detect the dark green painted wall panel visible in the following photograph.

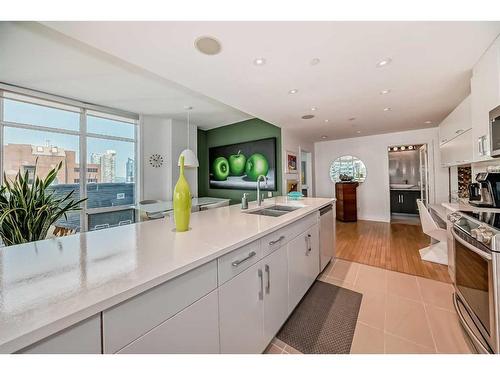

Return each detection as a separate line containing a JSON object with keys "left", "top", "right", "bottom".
{"left": 197, "top": 118, "right": 282, "bottom": 204}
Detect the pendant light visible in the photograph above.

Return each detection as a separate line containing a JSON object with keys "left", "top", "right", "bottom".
{"left": 178, "top": 106, "right": 199, "bottom": 168}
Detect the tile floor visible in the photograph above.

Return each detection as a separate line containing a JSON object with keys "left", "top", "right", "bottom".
{"left": 264, "top": 258, "right": 475, "bottom": 354}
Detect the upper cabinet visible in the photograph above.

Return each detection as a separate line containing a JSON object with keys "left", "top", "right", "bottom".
{"left": 471, "top": 36, "right": 500, "bottom": 162}
{"left": 439, "top": 95, "right": 473, "bottom": 166}
{"left": 439, "top": 95, "right": 472, "bottom": 146}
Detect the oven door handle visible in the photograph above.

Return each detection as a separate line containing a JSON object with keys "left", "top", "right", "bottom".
{"left": 452, "top": 230, "right": 492, "bottom": 261}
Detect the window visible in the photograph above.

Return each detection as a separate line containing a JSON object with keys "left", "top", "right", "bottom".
{"left": 3, "top": 93, "right": 80, "bottom": 131}
{"left": 1, "top": 88, "right": 139, "bottom": 235}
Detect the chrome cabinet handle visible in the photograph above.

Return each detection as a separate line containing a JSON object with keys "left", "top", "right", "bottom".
{"left": 258, "top": 268, "right": 264, "bottom": 300}
{"left": 305, "top": 234, "right": 312, "bottom": 255}
{"left": 265, "top": 264, "right": 270, "bottom": 294}
{"left": 269, "top": 235, "right": 285, "bottom": 246}
{"left": 231, "top": 251, "right": 257, "bottom": 267}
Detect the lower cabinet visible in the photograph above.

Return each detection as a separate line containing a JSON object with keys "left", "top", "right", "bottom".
{"left": 117, "top": 290, "right": 219, "bottom": 354}
{"left": 219, "top": 245, "right": 289, "bottom": 353}
{"left": 17, "top": 315, "right": 101, "bottom": 354}
{"left": 390, "top": 190, "right": 421, "bottom": 214}
{"left": 262, "top": 246, "right": 288, "bottom": 345}
{"left": 288, "top": 223, "right": 320, "bottom": 313}
{"left": 218, "top": 260, "right": 265, "bottom": 353}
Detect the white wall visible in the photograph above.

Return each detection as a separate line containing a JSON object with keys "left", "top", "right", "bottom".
{"left": 314, "top": 127, "right": 448, "bottom": 222}
{"left": 282, "top": 129, "right": 315, "bottom": 196}
{"left": 140, "top": 116, "right": 198, "bottom": 201}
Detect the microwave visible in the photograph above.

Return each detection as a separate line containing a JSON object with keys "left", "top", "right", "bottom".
{"left": 490, "top": 105, "right": 500, "bottom": 157}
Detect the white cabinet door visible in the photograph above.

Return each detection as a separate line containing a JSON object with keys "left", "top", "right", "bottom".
{"left": 439, "top": 95, "right": 472, "bottom": 146}
{"left": 287, "top": 223, "right": 320, "bottom": 313}
{"left": 218, "top": 260, "right": 264, "bottom": 353}
{"left": 471, "top": 37, "right": 500, "bottom": 161}
{"left": 18, "top": 315, "right": 101, "bottom": 354}
{"left": 440, "top": 129, "right": 473, "bottom": 167}
{"left": 117, "top": 290, "right": 220, "bottom": 354}
{"left": 262, "top": 245, "right": 288, "bottom": 345}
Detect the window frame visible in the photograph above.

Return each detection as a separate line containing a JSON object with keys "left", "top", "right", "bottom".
{"left": 0, "top": 83, "right": 140, "bottom": 233}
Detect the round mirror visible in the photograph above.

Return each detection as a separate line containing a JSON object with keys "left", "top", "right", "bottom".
{"left": 329, "top": 155, "right": 367, "bottom": 183}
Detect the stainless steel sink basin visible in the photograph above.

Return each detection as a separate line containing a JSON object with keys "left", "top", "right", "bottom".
{"left": 245, "top": 205, "right": 302, "bottom": 217}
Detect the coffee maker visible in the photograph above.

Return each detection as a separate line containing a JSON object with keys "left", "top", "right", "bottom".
{"left": 468, "top": 172, "right": 500, "bottom": 208}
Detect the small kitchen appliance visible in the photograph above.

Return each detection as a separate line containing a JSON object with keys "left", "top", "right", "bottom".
{"left": 468, "top": 172, "right": 500, "bottom": 208}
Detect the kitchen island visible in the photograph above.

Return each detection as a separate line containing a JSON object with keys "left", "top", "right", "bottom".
{"left": 0, "top": 196, "right": 334, "bottom": 354}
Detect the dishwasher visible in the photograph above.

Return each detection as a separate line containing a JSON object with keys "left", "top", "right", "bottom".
{"left": 319, "top": 204, "right": 335, "bottom": 271}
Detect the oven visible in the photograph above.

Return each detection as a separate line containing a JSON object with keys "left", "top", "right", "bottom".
{"left": 450, "top": 215, "right": 500, "bottom": 353}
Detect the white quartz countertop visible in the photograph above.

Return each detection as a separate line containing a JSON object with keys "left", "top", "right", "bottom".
{"left": 441, "top": 201, "right": 500, "bottom": 213}
{"left": 0, "top": 196, "right": 334, "bottom": 353}
{"left": 137, "top": 197, "right": 231, "bottom": 214}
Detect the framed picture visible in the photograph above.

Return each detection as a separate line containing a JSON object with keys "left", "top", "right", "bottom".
{"left": 286, "top": 151, "right": 298, "bottom": 174}
{"left": 208, "top": 137, "right": 277, "bottom": 191}
{"left": 286, "top": 179, "right": 299, "bottom": 193}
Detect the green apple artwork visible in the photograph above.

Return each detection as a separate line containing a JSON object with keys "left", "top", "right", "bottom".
{"left": 209, "top": 137, "right": 276, "bottom": 190}
{"left": 228, "top": 150, "right": 246, "bottom": 176}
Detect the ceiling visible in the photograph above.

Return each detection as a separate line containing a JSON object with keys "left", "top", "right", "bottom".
{"left": 42, "top": 21, "right": 500, "bottom": 143}
{"left": 0, "top": 22, "right": 252, "bottom": 129}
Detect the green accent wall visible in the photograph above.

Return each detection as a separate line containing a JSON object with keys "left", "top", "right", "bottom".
{"left": 198, "top": 118, "right": 282, "bottom": 204}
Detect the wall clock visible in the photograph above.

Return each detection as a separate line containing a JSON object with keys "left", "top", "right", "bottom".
{"left": 149, "top": 154, "right": 164, "bottom": 168}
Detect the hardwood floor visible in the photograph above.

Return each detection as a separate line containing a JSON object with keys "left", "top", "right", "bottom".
{"left": 336, "top": 220, "right": 451, "bottom": 283}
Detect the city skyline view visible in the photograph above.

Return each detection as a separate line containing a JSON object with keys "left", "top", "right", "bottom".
{"left": 3, "top": 99, "right": 136, "bottom": 180}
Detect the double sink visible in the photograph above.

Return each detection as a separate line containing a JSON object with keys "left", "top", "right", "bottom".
{"left": 245, "top": 204, "right": 302, "bottom": 217}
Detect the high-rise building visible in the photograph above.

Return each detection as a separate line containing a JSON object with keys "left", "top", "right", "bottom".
{"left": 126, "top": 158, "right": 134, "bottom": 183}
{"left": 90, "top": 152, "right": 102, "bottom": 165}
{"left": 3, "top": 143, "right": 100, "bottom": 184}
{"left": 100, "top": 150, "right": 116, "bottom": 183}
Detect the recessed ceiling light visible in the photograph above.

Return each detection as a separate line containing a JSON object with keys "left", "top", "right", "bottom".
{"left": 393, "top": 147, "right": 398, "bottom": 151}
{"left": 348, "top": 117, "right": 356, "bottom": 121}
{"left": 311, "top": 107, "right": 317, "bottom": 111}
{"left": 302, "top": 114, "right": 315, "bottom": 120}
{"left": 289, "top": 89, "right": 298, "bottom": 94}
{"left": 383, "top": 107, "right": 392, "bottom": 112}
{"left": 376, "top": 57, "right": 392, "bottom": 67}
{"left": 424, "top": 120, "right": 433, "bottom": 124}
{"left": 321, "top": 135, "right": 327, "bottom": 139}
{"left": 194, "top": 36, "right": 222, "bottom": 55}
{"left": 409, "top": 145, "right": 414, "bottom": 150}
{"left": 401, "top": 146, "right": 406, "bottom": 150}
{"left": 356, "top": 130, "right": 361, "bottom": 134}
{"left": 253, "top": 57, "right": 266, "bottom": 66}
{"left": 380, "top": 89, "right": 391, "bottom": 95}
{"left": 324, "top": 119, "right": 329, "bottom": 123}
{"left": 310, "top": 58, "right": 321, "bottom": 66}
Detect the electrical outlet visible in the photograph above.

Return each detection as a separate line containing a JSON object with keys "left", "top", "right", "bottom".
{"left": 267, "top": 191, "right": 273, "bottom": 198}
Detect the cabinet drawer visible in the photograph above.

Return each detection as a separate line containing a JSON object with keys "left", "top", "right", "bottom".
{"left": 117, "top": 290, "right": 220, "bottom": 354}
{"left": 18, "top": 315, "right": 101, "bottom": 354}
{"left": 260, "top": 212, "right": 318, "bottom": 257}
{"left": 218, "top": 240, "right": 262, "bottom": 285}
{"left": 260, "top": 227, "right": 289, "bottom": 258}
{"left": 103, "top": 260, "right": 217, "bottom": 353}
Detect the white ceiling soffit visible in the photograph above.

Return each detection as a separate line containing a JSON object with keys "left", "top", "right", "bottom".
{"left": 43, "top": 21, "right": 500, "bottom": 142}
{"left": 0, "top": 22, "right": 252, "bottom": 129}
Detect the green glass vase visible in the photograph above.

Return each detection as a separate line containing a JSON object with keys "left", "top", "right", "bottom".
{"left": 173, "top": 155, "right": 192, "bottom": 232}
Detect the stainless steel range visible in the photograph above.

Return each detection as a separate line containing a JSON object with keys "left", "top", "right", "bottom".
{"left": 449, "top": 210, "right": 500, "bottom": 353}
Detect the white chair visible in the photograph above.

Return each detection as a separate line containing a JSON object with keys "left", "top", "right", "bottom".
{"left": 199, "top": 200, "right": 230, "bottom": 211}
{"left": 417, "top": 199, "right": 448, "bottom": 265}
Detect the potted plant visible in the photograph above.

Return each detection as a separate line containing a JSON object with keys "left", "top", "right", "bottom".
{"left": 0, "top": 161, "right": 86, "bottom": 246}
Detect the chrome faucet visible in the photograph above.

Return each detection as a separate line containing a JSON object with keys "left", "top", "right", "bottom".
{"left": 256, "top": 175, "right": 268, "bottom": 206}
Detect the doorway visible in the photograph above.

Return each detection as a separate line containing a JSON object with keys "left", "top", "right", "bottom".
{"left": 300, "top": 149, "right": 312, "bottom": 197}
{"left": 388, "top": 144, "right": 428, "bottom": 225}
